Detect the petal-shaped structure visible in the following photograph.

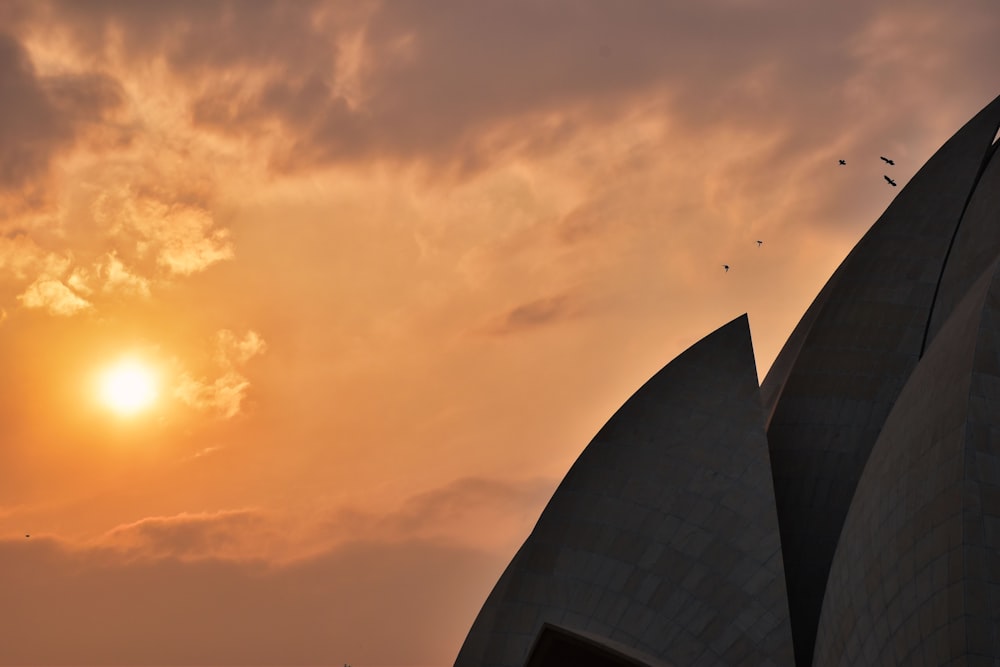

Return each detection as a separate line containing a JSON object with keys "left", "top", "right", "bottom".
{"left": 925, "top": 138, "right": 1000, "bottom": 347}
{"left": 455, "top": 315, "right": 793, "bottom": 667}
{"left": 760, "top": 93, "right": 1000, "bottom": 665}
{"left": 814, "top": 256, "right": 1000, "bottom": 665}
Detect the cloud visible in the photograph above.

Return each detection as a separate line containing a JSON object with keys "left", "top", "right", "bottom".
{"left": 98, "top": 509, "right": 278, "bottom": 562}
{"left": 0, "top": 534, "right": 502, "bottom": 666}
{"left": 93, "top": 190, "right": 234, "bottom": 277}
{"left": 325, "top": 476, "right": 557, "bottom": 552}
{"left": 215, "top": 328, "right": 267, "bottom": 365}
{"left": 67, "top": 475, "right": 554, "bottom": 566}
{"left": 0, "top": 474, "right": 558, "bottom": 663}
{"left": 479, "top": 293, "right": 583, "bottom": 336}
{"left": 146, "top": 205, "right": 233, "bottom": 276}
{"left": 0, "top": 473, "right": 554, "bottom": 664}
{"left": 17, "top": 278, "right": 91, "bottom": 316}
{"left": 14, "top": 2, "right": 854, "bottom": 175}
{"left": 68, "top": 251, "right": 151, "bottom": 297}
{"left": 0, "top": 31, "right": 122, "bottom": 194}
{"left": 0, "top": 232, "right": 69, "bottom": 282}
{"left": 5, "top": 0, "right": 993, "bottom": 191}
{"left": 175, "top": 329, "right": 266, "bottom": 418}
{"left": 99, "top": 251, "right": 151, "bottom": 295}
{"left": 175, "top": 370, "right": 250, "bottom": 419}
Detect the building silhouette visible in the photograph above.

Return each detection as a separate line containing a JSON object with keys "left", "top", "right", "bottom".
{"left": 455, "top": 93, "right": 1000, "bottom": 666}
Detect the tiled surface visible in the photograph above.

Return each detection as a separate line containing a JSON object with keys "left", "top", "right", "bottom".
{"left": 455, "top": 94, "right": 1000, "bottom": 667}
{"left": 926, "top": 140, "right": 1000, "bottom": 348}
{"left": 813, "top": 261, "right": 999, "bottom": 666}
{"left": 455, "top": 316, "right": 794, "bottom": 667}
{"left": 762, "top": 93, "right": 1000, "bottom": 666}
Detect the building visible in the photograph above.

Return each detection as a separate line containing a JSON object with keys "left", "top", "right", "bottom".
{"left": 455, "top": 93, "right": 1000, "bottom": 667}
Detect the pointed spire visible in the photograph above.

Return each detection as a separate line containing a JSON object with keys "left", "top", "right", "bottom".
{"left": 761, "top": 92, "right": 1000, "bottom": 666}
{"left": 456, "top": 315, "right": 793, "bottom": 667}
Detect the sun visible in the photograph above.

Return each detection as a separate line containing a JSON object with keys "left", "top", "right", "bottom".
{"left": 98, "top": 359, "right": 159, "bottom": 416}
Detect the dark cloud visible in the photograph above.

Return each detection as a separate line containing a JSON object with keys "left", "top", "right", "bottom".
{"left": 327, "top": 475, "right": 556, "bottom": 541}
{"left": 0, "top": 535, "right": 503, "bottom": 665}
{"left": 404, "top": 476, "right": 554, "bottom": 520}
{"left": 99, "top": 509, "right": 274, "bottom": 561}
{"left": 481, "top": 294, "right": 583, "bottom": 336}
{"left": 43, "top": 0, "right": 332, "bottom": 72}
{"left": 17, "top": 1, "right": 1000, "bottom": 179}
{"left": 0, "top": 32, "right": 122, "bottom": 194}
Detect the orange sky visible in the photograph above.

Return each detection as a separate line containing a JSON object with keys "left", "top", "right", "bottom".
{"left": 1, "top": 2, "right": 998, "bottom": 665}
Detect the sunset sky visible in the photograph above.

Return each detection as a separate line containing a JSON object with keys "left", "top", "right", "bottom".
{"left": 1, "top": 2, "right": 999, "bottom": 665}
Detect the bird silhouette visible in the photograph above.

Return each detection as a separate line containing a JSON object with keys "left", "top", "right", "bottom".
{"left": 884, "top": 175, "right": 897, "bottom": 186}
{"left": 723, "top": 264, "right": 730, "bottom": 272}
{"left": 756, "top": 240, "right": 763, "bottom": 247}
{"left": 880, "top": 156, "right": 895, "bottom": 165}
{"left": 838, "top": 159, "right": 846, "bottom": 165}
{"left": 25, "top": 534, "right": 29, "bottom": 538}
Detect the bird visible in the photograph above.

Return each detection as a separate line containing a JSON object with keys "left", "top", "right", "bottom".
{"left": 880, "top": 156, "right": 895, "bottom": 165}
{"left": 838, "top": 159, "right": 846, "bottom": 165}
{"left": 723, "top": 264, "right": 730, "bottom": 272}
{"left": 884, "top": 175, "right": 897, "bottom": 186}
{"left": 25, "top": 534, "right": 29, "bottom": 538}
{"left": 756, "top": 240, "right": 763, "bottom": 247}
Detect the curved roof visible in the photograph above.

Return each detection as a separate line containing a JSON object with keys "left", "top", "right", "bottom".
{"left": 814, "top": 255, "right": 1000, "bottom": 665}
{"left": 455, "top": 315, "right": 793, "bottom": 666}
{"left": 925, "top": 138, "right": 1000, "bottom": 347}
{"left": 761, "top": 93, "right": 1000, "bottom": 665}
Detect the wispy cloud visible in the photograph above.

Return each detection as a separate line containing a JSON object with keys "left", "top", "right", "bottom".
{"left": 93, "top": 189, "right": 234, "bottom": 277}
{"left": 324, "top": 475, "right": 557, "bottom": 551}
{"left": 0, "top": 233, "right": 69, "bottom": 281}
{"left": 214, "top": 328, "right": 266, "bottom": 365}
{"left": 0, "top": 32, "right": 122, "bottom": 197}
{"left": 0, "top": 533, "right": 502, "bottom": 666}
{"left": 67, "top": 251, "right": 151, "bottom": 297}
{"left": 97, "top": 509, "right": 277, "bottom": 562}
{"left": 0, "top": 475, "right": 556, "bottom": 663}
{"left": 175, "top": 329, "right": 267, "bottom": 418}
{"left": 480, "top": 293, "right": 583, "bottom": 336}
{"left": 17, "top": 278, "right": 91, "bottom": 315}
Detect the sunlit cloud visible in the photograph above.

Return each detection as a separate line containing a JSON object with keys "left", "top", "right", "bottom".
{"left": 67, "top": 251, "right": 151, "bottom": 297}
{"left": 17, "top": 278, "right": 91, "bottom": 316}
{"left": 175, "top": 329, "right": 266, "bottom": 419}
{"left": 149, "top": 205, "right": 233, "bottom": 276}
{"left": 215, "top": 328, "right": 266, "bottom": 365}
{"left": 98, "top": 509, "right": 276, "bottom": 562}
{"left": 0, "top": 233, "right": 70, "bottom": 282}
{"left": 99, "top": 251, "right": 151, "bottom": 295}
{"left": 93, "top": 189, "right": 233, "bottom": 277}
{"left": 175, "top": 371, "right": 250, "bottom": 420}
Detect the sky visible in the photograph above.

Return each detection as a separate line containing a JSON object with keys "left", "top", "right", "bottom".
{"left": 0, "top": 1, "right": 998, "bottom": 665}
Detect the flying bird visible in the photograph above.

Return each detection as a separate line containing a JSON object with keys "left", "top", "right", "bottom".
{"left": 25, "top": 534, "right": 29, "bottom": 538}
{"left": 723, "top": 264, "right": 730, "bottom": 272}
{"left": 884, "top": 175, "right": 897, "bottom": 186}
{"left": 756, "top": 240, "right": 763, "bottom": 247}
{"left": 838, "top": 159, "right": 846, "bottom": 165}
{"left": 880, "top": 156, "right": 895, "bottom": 165}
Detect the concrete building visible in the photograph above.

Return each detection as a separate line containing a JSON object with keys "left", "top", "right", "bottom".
{"left": 455, "top": 93, "right": 1000, "bottom": 666}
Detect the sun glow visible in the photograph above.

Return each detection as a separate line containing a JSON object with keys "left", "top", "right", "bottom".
{"left": 98, "top": 359, "right": 159, "bottom": 416}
